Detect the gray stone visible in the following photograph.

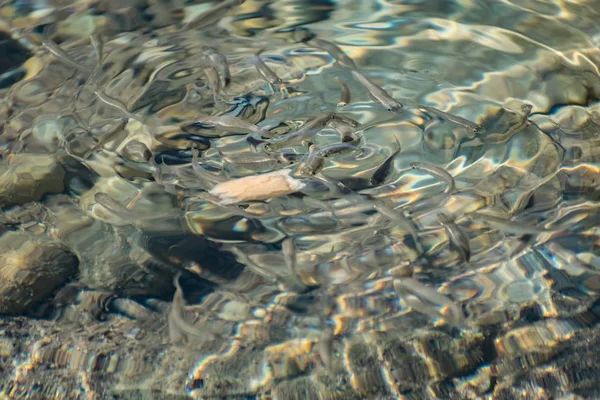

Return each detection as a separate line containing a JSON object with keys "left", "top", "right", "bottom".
{"left": 0, "top": 154, "right": 64, "bottom": 208}
{"left": 0, "top": 232, "right": 78, "bottom": 315}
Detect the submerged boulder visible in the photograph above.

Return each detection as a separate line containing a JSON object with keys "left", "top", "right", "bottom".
{"left": 0, "top": 153, "right": 65, "bottom": 208}
{"left": 0, "top": 232, "right": 78, "bottom": 315}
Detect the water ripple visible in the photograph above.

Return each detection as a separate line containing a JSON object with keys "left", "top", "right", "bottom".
{"left": 0, "top": 0, "right": 600, "bottom": 397}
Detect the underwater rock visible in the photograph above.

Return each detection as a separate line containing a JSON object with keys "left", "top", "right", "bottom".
{"left": 272, "top": 377, "right": 322, "bottom": 400}
{"left": 345, "top": 341, "right": 389, "bottom": 397}
{"left": 0, "top": 232, "right": 78, "bottom": 315}
{"left": 0, "top": 154, "right": 64, "bottom": 208}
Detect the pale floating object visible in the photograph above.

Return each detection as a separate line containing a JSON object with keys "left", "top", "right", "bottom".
{"left": 209, "top": 169, "right": 305, "bottom": 205}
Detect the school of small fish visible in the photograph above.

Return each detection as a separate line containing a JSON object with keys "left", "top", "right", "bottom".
{"left": 33, "top": 0, "right": 595, "bottom": 349}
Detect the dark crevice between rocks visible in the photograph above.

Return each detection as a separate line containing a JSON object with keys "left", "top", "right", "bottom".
{"left": 0, "top": 31, "right": 31, "bottom": 89}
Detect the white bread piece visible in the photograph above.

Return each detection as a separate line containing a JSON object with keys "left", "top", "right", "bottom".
{"left": 209, "top": 169, "right": 305, "bottom": 205}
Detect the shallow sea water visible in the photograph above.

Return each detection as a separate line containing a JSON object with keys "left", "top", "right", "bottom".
{"left": 0, "top": 0, "right": 599, "bottom": 398}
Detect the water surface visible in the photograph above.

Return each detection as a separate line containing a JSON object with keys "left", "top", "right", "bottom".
{"left": 0, "top": 0, "right": 599, "bottom": 398}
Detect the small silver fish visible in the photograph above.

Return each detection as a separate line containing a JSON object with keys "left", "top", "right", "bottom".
{"left": 90, "top": 33, "right": 104, "bottom": 62}
{"left": 196, "top": 192, "right": 261, "bottom": 219}
{"left": 483, "top": 104, "right": 532, "bottom": 143}
{"left": 371, "top": 138, "right": 401, "bottom": 186}
{"left": 267, "top": 113, "right": 335, "bottom": 150}
{"left": 297, "top": 144, "right": 325, "bottom": 176}
{"left": 95, "top": 192, "right": 180, "bottom": 226}
{"left": 203, "top": 47, "right": 231, "bottom": 87}
{"left": 196, "top": 114, "right": 271, "bottom": 136}
{"left": 293, "top": 28, "right": 313, "bottom": 42}
{"left": 93, "top": 90, "right": 141, "bottom": 121}
{"left": 316, "top": 142, "right": 358, "bottom": 158}
{"left": 150, "top": 157, "right": 163, "bottom": 184}
{"left": 502, "top": 103, "right": 533, "bottom": 138}
{"left": 394, "top": 277, "right": 465, "bottom": 327}
{"left": 338, "top": 82, "right": 351, "bottom": 107}
{"left": 42, "top": 39, "right": 92, "bottom": 73}
{"left": 410, "top": 162, "right": 456, "bottom": 194}
{"left": 94, "top": 192, "right": 137, "bottom": 221}
{"left": 183, "top": 0, "right": 246, "bottom": 30}
{"left": 332, "top": 114, "right": 360, "bottom": 140}
{"left": 191, "top": 146, "right": 227, "bottom": 184}
{"left": 330, "top": 114, "right": 360, "bottom": 128}
{"left": 329, "top": 118, "right": 354, "bottom": 141}
{"left": 282, "top": 237, "right": 309, "bottom": 292}
{"left": 218, "top": 149, "right": 295, "bottom": 170}
{"left": 168, "top": 274, "right": 216, "bottom": 344}
{"left": 316, "top": 325, "right": 335, "bottom": 376}
{"left": 190, "top": 145, "right": 203, "bottom": 174}
{"left": 437, "top": 212, "right": 471, "bottom": 262}
{"left": 420, "top": 105, "right": 484, "bottom": 133}
{"left": 227, "top": 246, "right": 279, "bottom": 283}
{"left": 545, "top": 242, "right": 598, "bottom": 274}
{"left": 83, "top": 118, "right": 128, "bottom": 158}
{"left": 312, "top": 173, "right": 355, "bottom": 197}
{"left": 203, "top": 66, "right": 222, "bottom": 104}
{"left": 370, "top": 199, "right": 423, "bottom": 254}
{"left": 470, "top": 212, "right": 560, "bottom": 235}
{"left": 307, "top": 37, "right": 357, "bottom": 70}
{"left": 282, "top": 238, "right": 297, "bottom": 277}
{"left": 302, "top": 196, "right": 337, "bottom": 217}
{"left": 121, "top": 140, "right": 152, "bottom": 163}
{"left": 254, "top": 49, "right": 283, "bottom": 84}
{"left": 351, "top": 70, "right": 402, "bottom": 112}
{"left": 87, "top": 33, "right": 105, "bottom": 86}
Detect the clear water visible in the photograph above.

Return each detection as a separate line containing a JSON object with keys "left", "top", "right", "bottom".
{"left": 0, "top": 0, "right": 599, "bottom": 398}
